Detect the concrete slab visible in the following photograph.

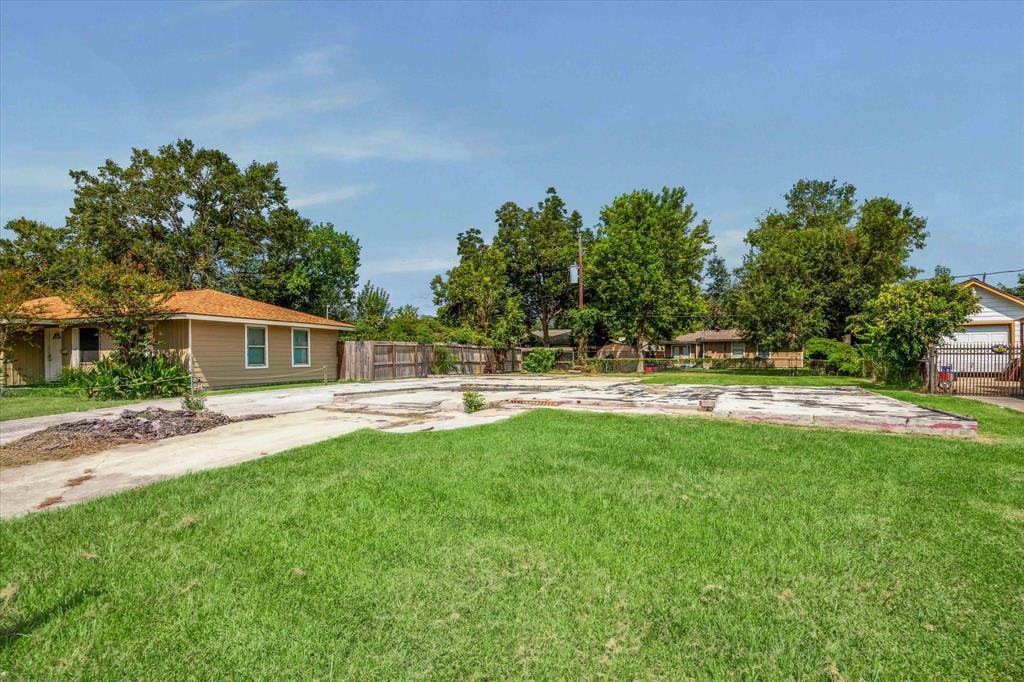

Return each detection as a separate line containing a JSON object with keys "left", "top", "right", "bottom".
{"left": 1, "top": 375, "right": 977, "bottom": 519}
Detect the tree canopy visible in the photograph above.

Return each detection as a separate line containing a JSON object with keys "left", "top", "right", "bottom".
{"left": 430, "top": 228, "right": 527, "bottom": 349}
{"left": 493, "top": 188, "right": 583, "bottom": 345}
{"left": 589, "top": 187, "right": 713, "bottom": 368}
{"left": 733, "top": 178, "right": 928, "bottom": 349}
{"left": 2, "top": 139, "right": 361, "bottom": 316}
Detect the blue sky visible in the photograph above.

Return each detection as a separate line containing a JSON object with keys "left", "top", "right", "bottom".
{"left": 1, "top": 1, "right": 1021, "bottom": 310}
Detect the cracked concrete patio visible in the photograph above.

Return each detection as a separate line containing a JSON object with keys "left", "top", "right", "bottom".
{"left": 0, "top": 375, "right": 976, "bottom": 518}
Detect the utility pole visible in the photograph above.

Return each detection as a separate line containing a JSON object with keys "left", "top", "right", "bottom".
{"left": 575, "top": 231, "right": 586, "bottom": 364}
{"left": 577, "top": 231, "right": 584, "bottom": 309}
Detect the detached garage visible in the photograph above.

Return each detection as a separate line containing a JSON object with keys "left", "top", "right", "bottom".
{"left": 937, "top": 280, "right": 1024, "bottom": 388}
{"left": 950, "top": 279, "right": 1023, "bottom": 349}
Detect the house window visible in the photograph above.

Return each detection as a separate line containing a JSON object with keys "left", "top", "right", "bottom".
{"left": 757, "top": 347, "right": 770, "bottom": 359}
{"left": 682, "top": 345, "right": 691, "bottom": 358}
{"left": 80, "top": 327, "right": 100, "bottom": 363}
{"left": 731, "top": 342, "right": 745, "bottom": 358}
{"left": 245, "top": 326, "right": 268, "bottom": 368}
{"left": 292, "top": 328, "right": 310, "bottom": 367}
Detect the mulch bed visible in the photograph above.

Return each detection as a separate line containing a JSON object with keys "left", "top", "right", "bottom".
{"left": 1, "top": 408, "right": 270, "bottom": 467}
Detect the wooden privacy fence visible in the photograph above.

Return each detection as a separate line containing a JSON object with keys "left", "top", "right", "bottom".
{"left": 339, "top": 341, "right": 523, "bottom": 381}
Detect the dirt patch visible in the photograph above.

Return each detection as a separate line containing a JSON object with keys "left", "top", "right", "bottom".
{"left": 1, "top": 408, "right": 270, "bottom": 467}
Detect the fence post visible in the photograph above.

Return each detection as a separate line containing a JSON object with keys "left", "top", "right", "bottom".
{"left": 926, "top": 345, "right": 935, "bottom": 394}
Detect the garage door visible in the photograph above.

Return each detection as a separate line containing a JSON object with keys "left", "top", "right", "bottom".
{"left": 949, "top": 324, "right": 1009, "bottom": 345}
{"left": 941, "top": 325, "right": 1012, "bottom": 377}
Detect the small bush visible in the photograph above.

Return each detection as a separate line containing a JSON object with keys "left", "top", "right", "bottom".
{"left": 522, "top": 348, "right": 557, "bottom": 373}
{"left": 61, "top": 355, "right": 190, "bottom": 400}
{"left": 181, "top": 392, "right": 208, "bottom": 411}
{"left": 431, "top": 346, "right": 457, "bottom": 375}
{"left": 803, "top": 338, "right": 862, "bottom": 376}
{"left": 462, "top": 390, "right": 486, "bottom": 413}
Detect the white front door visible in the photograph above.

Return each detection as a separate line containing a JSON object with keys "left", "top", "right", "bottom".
{"left": 45, "top": 329, "right": 63, "bottom": 381}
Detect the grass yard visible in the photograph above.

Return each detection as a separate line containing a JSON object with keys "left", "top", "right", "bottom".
{"left": 2, "top": 398, "right": 1022, "bottom": 678}
{"left": 641, "top": 368, "right": 872, "bottom": 387}
{"left": 0, "top": 381, "right": 356, "bottom": 423}
{"left": 0, "top": 387, "right": 134, "bottom": 423}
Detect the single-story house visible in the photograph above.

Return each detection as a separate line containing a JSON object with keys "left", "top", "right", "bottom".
{"left": 529, "top": 328, "right": 573, "bottom": 346}
{"left": 4, "top": 289, "right": 352, "bottom": 389}
{"left": 950, "top": 279, "right": 1023, "bottom": 347}
{"left": 663, "top": 329, "right": 804, "bottom": 369}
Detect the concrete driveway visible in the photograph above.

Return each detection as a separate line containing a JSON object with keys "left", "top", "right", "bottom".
{"left": 1, "top": 376, "right": 977, "bottom": 518}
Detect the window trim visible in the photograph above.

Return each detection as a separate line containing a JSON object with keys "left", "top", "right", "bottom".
{"left": 731, "top": 342, "right": 746, "bottom": 359}
{"left": 291, "top": 327, "right": 311, "bottom": 368}
{"left": 244, "top": 324, "right": 269, "bottom": 369}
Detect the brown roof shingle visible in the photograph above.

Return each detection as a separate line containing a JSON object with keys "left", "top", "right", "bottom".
{"left": 667, "top": 328, "right": 744, "bottom": 343}
{"left": 17, "top": 289, "right": 352, "bottom": 329}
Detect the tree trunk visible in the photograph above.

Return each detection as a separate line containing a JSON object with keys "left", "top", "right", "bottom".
{"left": 635, "top": 337, "right": 645, "bottom": 374}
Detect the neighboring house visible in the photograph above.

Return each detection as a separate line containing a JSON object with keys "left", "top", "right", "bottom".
{"left": 4, "top": 289, "right": 352, "bottom": 389}
{"left": 949, "top": 279, "right": 1024, "bottom": 347}
{"left": 663, "top": 329, "right": 804, "bottom": 369}
{"left": 529, "top": 328, "right": 573, "bottom": 346}
{"left": 596, "top": 342, "right": 640, "bottom": 359}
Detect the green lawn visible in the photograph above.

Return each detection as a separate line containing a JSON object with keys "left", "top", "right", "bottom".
{"left": 641, "top": 368, "right": 872, "bottom": 387}
{"left": 2, "top": 401, "right": 1022, "bottom": 678}
{"left": 0, "top": 388, "right": 134, "bottom": 422}
{"left": 0, "top": 381, "right": 354, "bottom": 423}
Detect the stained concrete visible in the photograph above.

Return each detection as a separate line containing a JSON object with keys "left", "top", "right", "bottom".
{"left": 1, "top": 375, "right": 977, "bottom": 518}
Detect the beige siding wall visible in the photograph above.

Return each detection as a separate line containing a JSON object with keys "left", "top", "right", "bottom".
{"left": 666, "top": 341, "right": 803, "bottom": 368}
{"left": 154, "top": 320, "right": 189, "bottom": 352}
{"left": 190, "top": 320, "right": 338, "bottom": 389}
{"left": 2, "top": 330, "right": 46, "bottom": 386}
{"left": 702, "top": 342, "right": 803, "bottom": 368}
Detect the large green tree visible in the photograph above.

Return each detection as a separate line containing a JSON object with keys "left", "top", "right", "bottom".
{"left": 67, "top": 139, "right": 288, "bottom": 290}
{"left": 493, "top": 188, "right": 583, "bottom": 345}
{"left": 12, "top": 139, "right": 364, "bottom": 315}
{"left": 430, "top": 228, "right": 526, "bottom": 348}
{"left": 702, "top": 255, "right": 737, "bottom": 329}
{"left": 0, "top": 219, "right": 96, "bottom": 295}
{"left": 230, "top": 210, "right": 360, "bottom": 318}
{"left": 734, "top": 178, "right": 928, "bottom": 349}
{"left": 589, "top": 187, "right": 713, "bottom": 370}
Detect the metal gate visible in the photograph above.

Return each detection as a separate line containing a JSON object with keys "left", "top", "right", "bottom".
{"left": 928, "top": 344, "right": 1024, "bottom": 396}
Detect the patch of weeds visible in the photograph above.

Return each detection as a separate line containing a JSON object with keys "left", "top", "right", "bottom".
{"left": 463, "top": 390, "right": 486, "bottom": 413}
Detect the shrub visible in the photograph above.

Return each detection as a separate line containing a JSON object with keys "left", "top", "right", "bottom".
{"left": 803, "top": 338, "right": 863, "bottom": 376}
{"left": 181, "top": 392, "right": 208, "bottom": 411}
{"left": 522, "top": 348, "right": 557, "bottom": 373}
{"left": 462, "top": 390, "right": 486, "bottom": 413}
{"left": 62, "top": 355, "right": 190, "bottom": 400}
{"left": 850, "top": 272, "right": 979, "bottom": 386}
{"left": 431, "top": 346, "right": 457, "bottom": 375}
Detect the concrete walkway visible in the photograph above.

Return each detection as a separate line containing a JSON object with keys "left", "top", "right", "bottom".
{"left": 960, "top": 395, "right": 1024, "bottom": 412}
{"left": 1, "top": 376, "right": 978, "bottom": 518}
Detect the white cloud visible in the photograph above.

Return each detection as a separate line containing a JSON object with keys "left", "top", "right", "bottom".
{"left": 304, "top": 128, "right": 485, "bottom": 163}
{"left": 290, "top": 184, "right": 374, "bottom": 208}
{"left": 175, "top": 47, "right": 487, "bottom": 164}
{"left": 362, "top": 256, "right": 457, "bottom": 276}
{"left": 178, "top": 47, "right": 374, "bottom": 132}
